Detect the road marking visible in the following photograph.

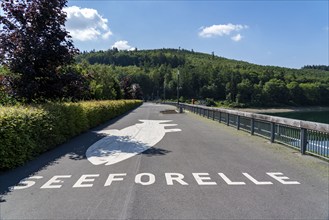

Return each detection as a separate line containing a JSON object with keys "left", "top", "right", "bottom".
{"left": 86, "top": 120, "right": 181, "bottom": 166}
{"left": 266, "top": 172, "right": 300, "bottom": 184}
{"left": 12, "top": 172, "right": 301, "bottom": 190}
{"left": 73, "top": 174, "right": 100, "bottom": 188}
{"left": 135, "top": 173, "right": 156, "bottom": 185}
{"left": 105, "top": 173, "right": 127, "bottom": 186}
{"left": 243, "top": 173, "right": 273, "bottom": 185}
{"left": 192, "top": 173, "right": 217, "bottom": 185}
{"left": 12, "top": 176, "right": 43, "bottom": 190}
{"left": 165, "top": 173, "right": 189, "bottom": 185}
{"left": 218, "top": 173, "right": 246, "bottom": 185}
{"left": 40, "top": 175, "right": 72, "bottom": 189}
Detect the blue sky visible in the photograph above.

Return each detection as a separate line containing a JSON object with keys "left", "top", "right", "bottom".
{"left": 65, "top": 1, "right": 327, "bottom": 68}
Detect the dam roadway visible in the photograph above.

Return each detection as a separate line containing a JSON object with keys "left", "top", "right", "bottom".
{"left": 0, "top": 103, "right": 328, "bottom": 219}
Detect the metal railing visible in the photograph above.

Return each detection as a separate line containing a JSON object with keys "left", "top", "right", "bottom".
{"left": 168, "top": 102, "right": 329, "bottom": 160}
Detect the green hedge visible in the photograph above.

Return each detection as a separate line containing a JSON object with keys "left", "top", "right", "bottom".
{"left": 0, "top": 100, "right": 142, "bottom": 170}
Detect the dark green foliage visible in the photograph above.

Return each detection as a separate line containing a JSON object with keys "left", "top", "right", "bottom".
{"left": 0, "top": 100, "right": 142, "bottom": 170}
{"left": 205, "top": 98, "right": 216, "bottom": 106}
{"left": 76, "top": 48, "right": 329, "bottom": 107}
{"left": 76, "top": 49, "right": 185, "bottom": 68}
{"left": 262, "top": 79, "right": 289, "bottom": 105}
{"left": 86, "top": 64, "right": 122, "bottom": 100}
{"left": 302, "top": 65, "right": 329, "bottom": 71}
{"left": 286, "top": 82, "right": 305, "bottom": 105}
{"left": 0, "top": 75, "right": 17, "bottom": 105}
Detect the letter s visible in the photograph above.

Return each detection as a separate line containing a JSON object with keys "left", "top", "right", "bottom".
{"left": 12, "top": 176, "right": 43, "bottom": 190}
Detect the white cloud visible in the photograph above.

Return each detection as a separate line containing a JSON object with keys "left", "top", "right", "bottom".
{"left": 64, "top": 6, "right": 112, "bottom": 41}
{"left": 102, "top": 31, "right": 113, "bottom": 40}
{"left": 231, "top": 34, "right": 243, "bottom": 42}
{"left": 112, "top": 41, "right": 135, "bottom": 51}
{"left": 199, "top": 23, "right": 248, "bottom": 41}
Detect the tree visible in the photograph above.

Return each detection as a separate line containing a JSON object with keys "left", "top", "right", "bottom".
{"left": 130, "top": 83, "right": 143, "bottom": 100}
{"left": 88, "top": 64, "right": 122, "bottom": 100}
{"left": 286, "top": 81, "right": 304, "bottom": 105}
{"left": 119, "top": 76, "right": 143, "bottom": 100}
{"left": 0, "top": 0, "right": 78, "bottom": 101}
{"left": 263, "top": 79, "right": 288, "bottom": 104}
{"left": 75, "top": 48, "right": 329, "bottom": 106}
{"left": 236, "top": 79, "right": 253, "bottom": 104}
{"left": 120, "top": 76, "right": 133, "bottom": 99}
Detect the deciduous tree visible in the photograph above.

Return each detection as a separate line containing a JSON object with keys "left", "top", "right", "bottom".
{"left": 0, "top": 0, "right": 78, "bottom": 101}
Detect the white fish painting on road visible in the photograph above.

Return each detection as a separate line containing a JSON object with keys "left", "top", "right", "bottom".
{"left": 86, "top": 120, "right": 181, "bottom": 166}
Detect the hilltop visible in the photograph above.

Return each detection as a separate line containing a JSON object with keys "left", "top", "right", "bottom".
{"left": 75, "top": 48, "right": 329, "bottom": 107}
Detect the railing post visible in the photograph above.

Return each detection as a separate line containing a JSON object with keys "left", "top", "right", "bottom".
{"left": 300, "top": 128, "right": 308, "bottom": 155}
{"left": 270, "top": 122, "right": 275, "bottom": 143}
{"left": 178, "top": 104, "right": 183, "bottom": 113}
{"left": 277, "top": 125, "right": 281, "bottom": 137}
{"left": 219, "top": 112, "right": 221, "bottom": 123}
{"left": 212, "top": 110, "right": 215, "bottom": 120}
{"left": 227, "top": 113, "right": 230, "bottom": 126}
{"left": 237, "top": 115, "right": 240, "bottom": 130}
{"left": 251, "top": 118, "right": 255, "bottom": 135}
{"left": 207, "top": 109, "right": 210, "bottom": 118}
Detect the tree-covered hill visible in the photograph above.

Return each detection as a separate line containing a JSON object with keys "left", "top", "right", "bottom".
{"left": 75, "top": 48, "right": 329, "bottom": 107}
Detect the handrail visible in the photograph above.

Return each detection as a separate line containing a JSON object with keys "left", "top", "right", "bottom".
{"left": 181, "top": 103, "right": 329, "bottom": 133}
{"left": 164, "top": 101, "right": 329, "bottom": 160}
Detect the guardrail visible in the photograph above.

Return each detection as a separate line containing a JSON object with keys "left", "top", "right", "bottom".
{"left": 166, "top": 102, "right": 329, "bottom": 160}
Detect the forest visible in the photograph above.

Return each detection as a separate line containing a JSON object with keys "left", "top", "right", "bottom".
{"left": 1, "top": 0, "right": 328, "bottom": 108}
{"left": 73, "top": 48, "right": 329, "bottom": 107}
{"left": 1, "top": 48, "right": 329, "bottom": 107}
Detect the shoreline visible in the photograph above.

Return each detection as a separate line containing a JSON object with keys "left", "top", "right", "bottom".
{"left": 233, "top": 106, "right": 329, "bottom": 113}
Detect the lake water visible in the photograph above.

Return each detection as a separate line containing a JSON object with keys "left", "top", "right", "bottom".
{"left": 265, "top": 111, "right": 329, "bottom": 124}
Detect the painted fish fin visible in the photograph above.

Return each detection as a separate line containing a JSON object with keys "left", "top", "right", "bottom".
{"left": 165, "top": 128, "right": 182, "bottom": 133}
{"left": 163, "top": 124, "right": 178, "bottom": 127}
{"left": 139, "top": 120, "right": 172, "bottom": 124}
{"left": 95, "top": 129, "right": 120, "bottom": 136}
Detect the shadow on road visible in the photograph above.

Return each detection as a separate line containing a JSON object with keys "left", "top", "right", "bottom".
{"left": 143, "top": 147, "right": 171, "bottom": 156}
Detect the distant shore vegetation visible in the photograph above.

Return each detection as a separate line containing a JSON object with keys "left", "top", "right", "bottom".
{"left": 1, "top": 48, "right": 329, "bottom": 107}
{"left": 74, "top": 48, "right": 329, "bottom": 108}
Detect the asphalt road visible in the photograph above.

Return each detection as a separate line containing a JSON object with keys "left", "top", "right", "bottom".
{"left": 0, "top": 103, "right": 328, "bottom": 220}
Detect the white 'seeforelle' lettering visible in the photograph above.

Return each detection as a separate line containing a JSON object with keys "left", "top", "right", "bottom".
{"left": 13, "top": 172, "right": 300, "bottom": 190}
